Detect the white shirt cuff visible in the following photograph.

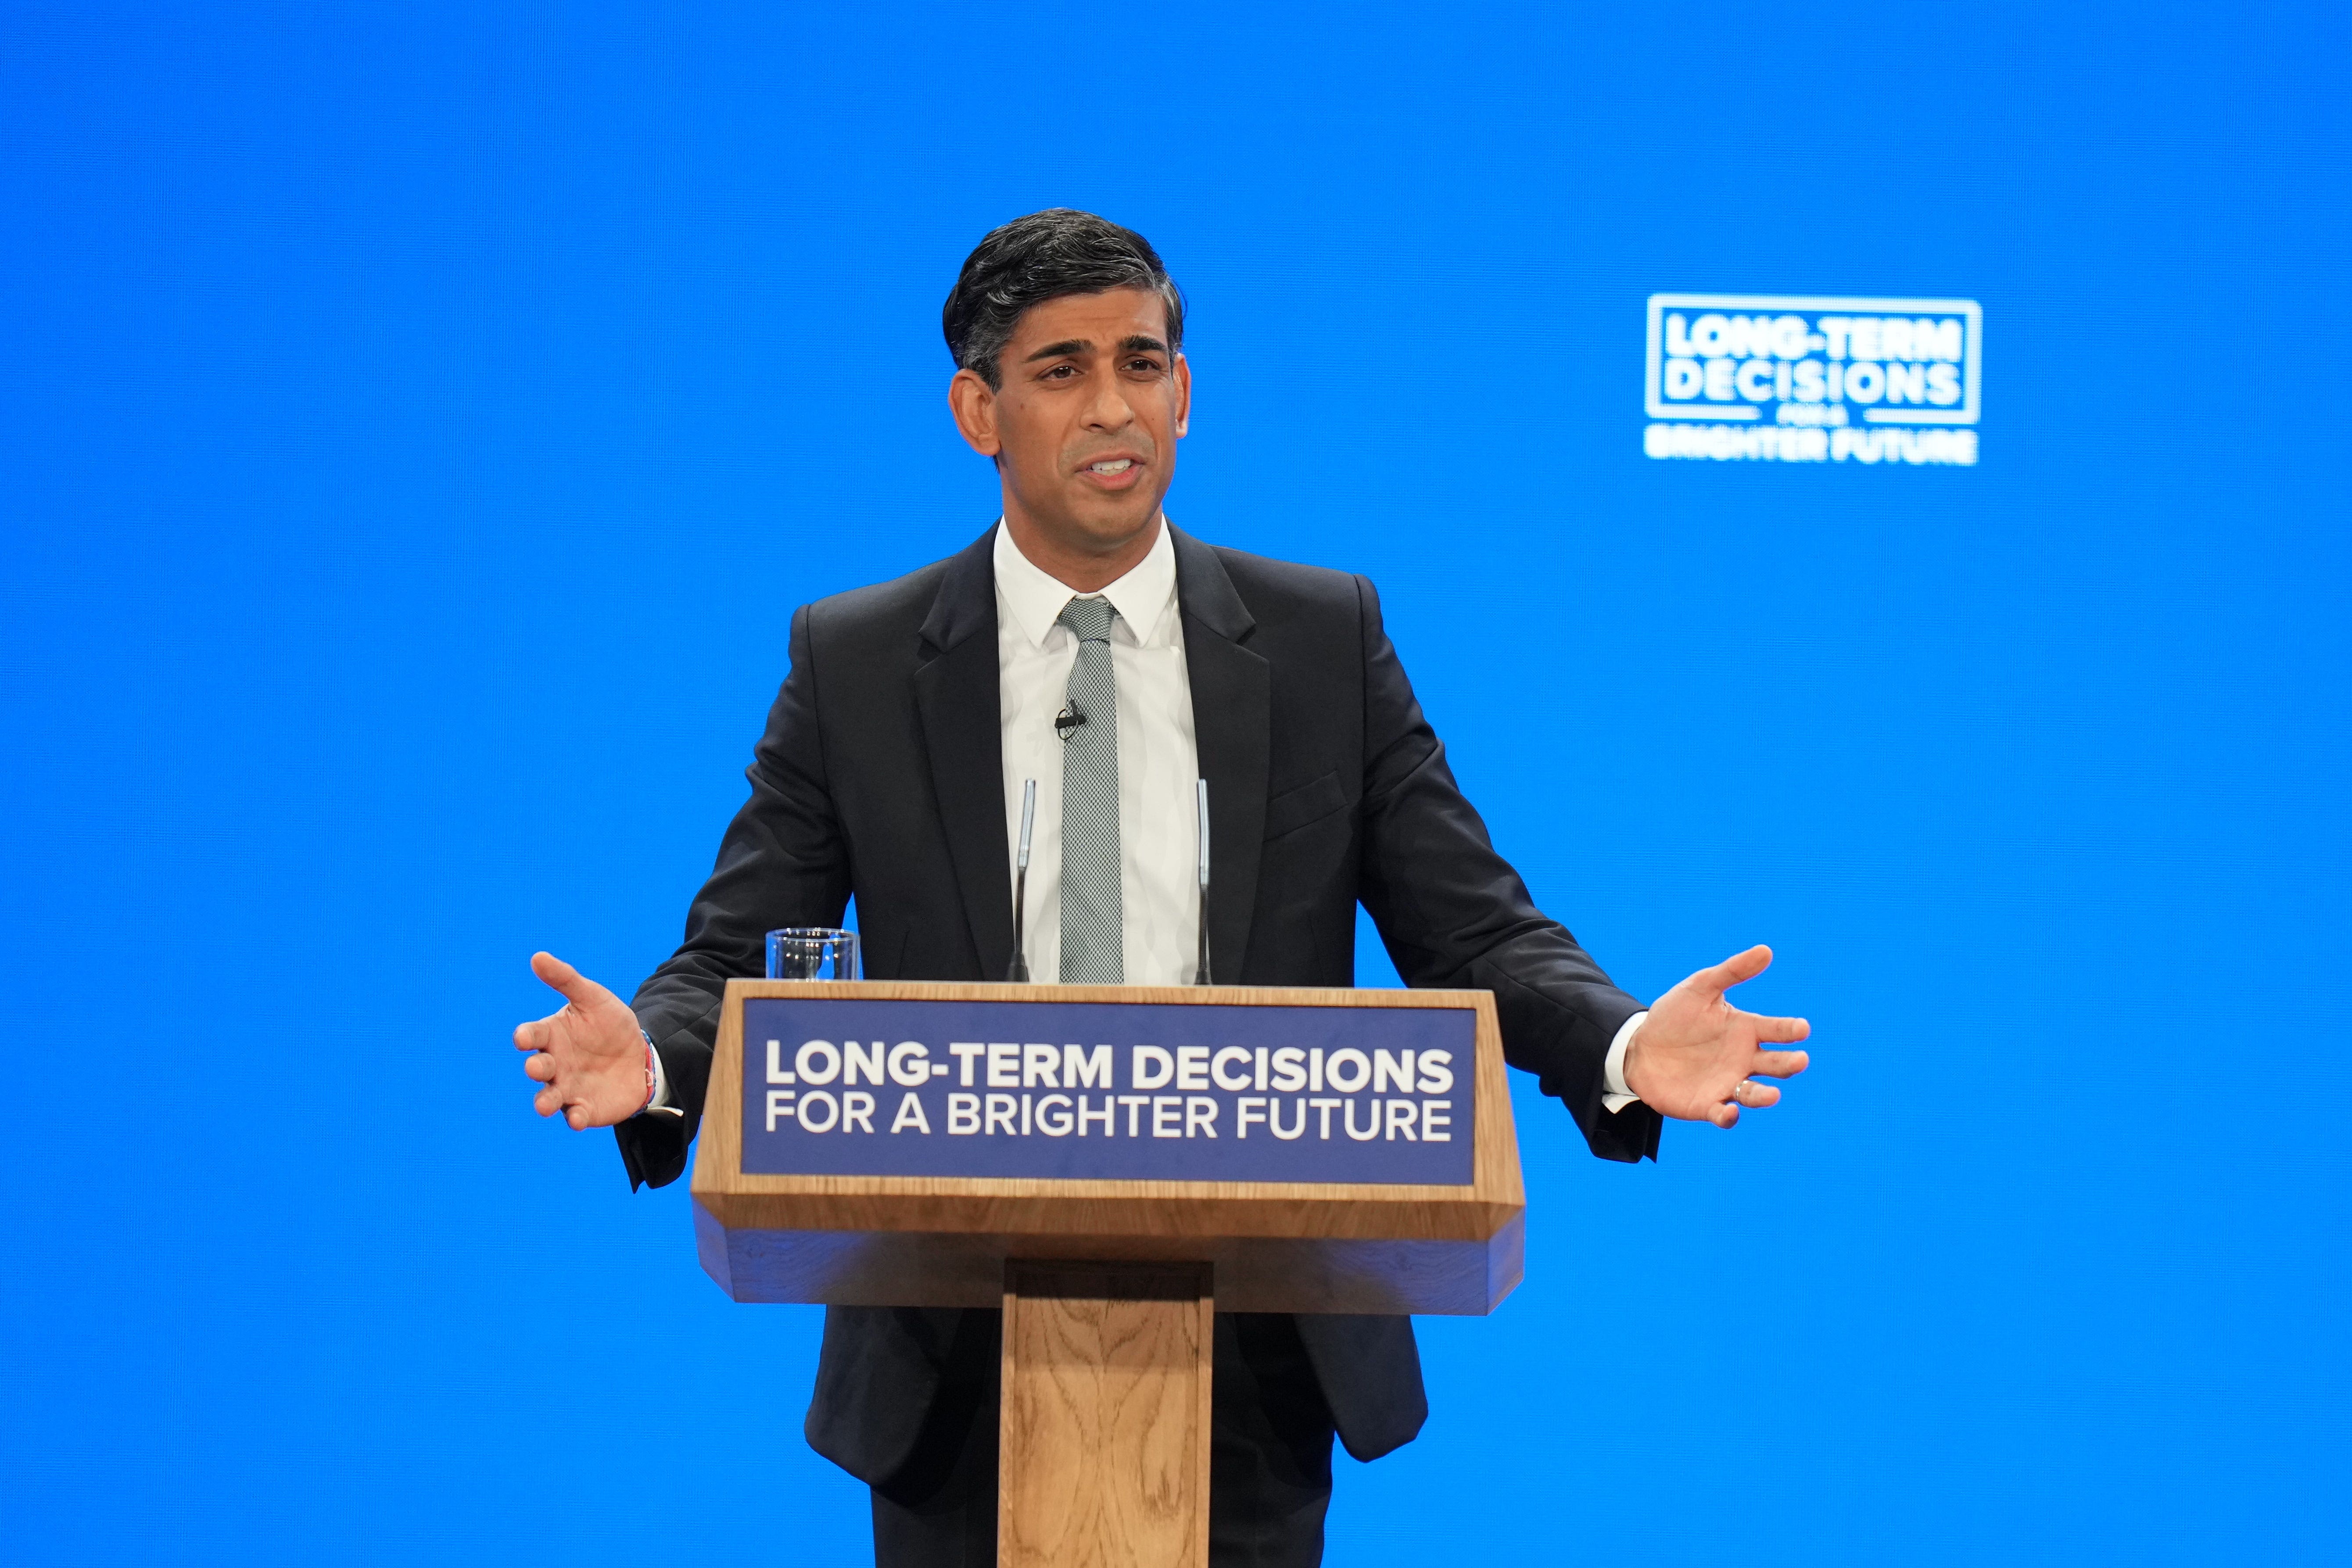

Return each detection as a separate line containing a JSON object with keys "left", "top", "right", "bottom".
{"left": 1602, "top": 1010, "right": 1647, "bottom": 1114}
{"left": 636, "top": 1022, "right": 684, "bottom": 1117}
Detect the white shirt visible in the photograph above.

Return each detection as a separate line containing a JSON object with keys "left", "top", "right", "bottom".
{"left": 992, "top": 518, "right": 1202, "bottom": 986}
{"left": 645, "top": 518, "right": 1642, "bottom": 1110}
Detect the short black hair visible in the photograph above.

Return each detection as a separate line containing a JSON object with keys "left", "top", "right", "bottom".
{"left": 942, "top": 209, "right": 1185, "bottom": 390}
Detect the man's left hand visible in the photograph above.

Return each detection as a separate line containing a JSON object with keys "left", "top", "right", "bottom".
{"left": 1621, "top": 945, "right": 1810, "bottom": 1127}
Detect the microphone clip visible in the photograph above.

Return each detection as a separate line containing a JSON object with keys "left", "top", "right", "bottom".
{"left": 1054, "top": 705, "right": 1087, "bottom": 742}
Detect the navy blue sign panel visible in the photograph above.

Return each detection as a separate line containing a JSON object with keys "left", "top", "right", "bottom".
{"left": 739, "top": 997, "right": 1477, "bottom": 1184}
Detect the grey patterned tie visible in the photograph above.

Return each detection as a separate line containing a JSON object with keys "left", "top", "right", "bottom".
{"left": 1056, "top": 595, "right": 1122, "bottom": 983}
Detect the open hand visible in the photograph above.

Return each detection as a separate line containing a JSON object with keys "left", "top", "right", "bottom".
{"left": 1621, "top": 945, "right": 1810, "bottom": 1128}
{"left": 512, "top": 951, "right": 649, "bottom": 1129}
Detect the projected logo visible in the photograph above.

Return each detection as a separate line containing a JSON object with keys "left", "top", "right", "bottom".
{"left": 1642, "top": 294, "right": 1982, "bottom": 466}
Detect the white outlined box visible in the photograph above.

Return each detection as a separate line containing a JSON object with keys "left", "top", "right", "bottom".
{"left": 1644, "top": 294, "right": 1982, "bottom": 426}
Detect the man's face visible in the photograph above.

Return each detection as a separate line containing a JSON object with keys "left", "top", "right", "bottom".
{"left": 950, "top": 287, "right": 1190, "bottom": 562}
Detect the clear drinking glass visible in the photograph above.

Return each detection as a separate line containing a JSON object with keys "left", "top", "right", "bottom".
{"left": 766, "top": 927, "right": 860, "bottom": 981}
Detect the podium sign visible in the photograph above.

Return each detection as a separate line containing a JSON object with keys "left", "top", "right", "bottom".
{"left": 739, "top": 995, "right": 1474, "bottom": 1182}
{"left": 693, "top": 981, "right": 1525, "bottom": 1316}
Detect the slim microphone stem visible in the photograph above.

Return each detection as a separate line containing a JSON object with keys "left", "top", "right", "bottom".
{"left": 1194, "top": 778, "right": 1212, "bottom": 986}
{"left": 1008, "top": 778, "right": 1036, "bottom": 982}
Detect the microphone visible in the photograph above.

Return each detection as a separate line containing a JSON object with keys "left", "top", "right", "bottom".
{"left": 1007, "top": 778, "right": 1036, "bottom": 982}
{"left": 1194, "top": 778, "right": 1212, "bottom": 986}
{"left": 1055, "top": 704, "right": 1086, "bottom": 741}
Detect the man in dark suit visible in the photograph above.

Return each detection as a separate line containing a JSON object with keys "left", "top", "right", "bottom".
{"left": 513, "top": 209, "right": 1810, "bottom": 1568}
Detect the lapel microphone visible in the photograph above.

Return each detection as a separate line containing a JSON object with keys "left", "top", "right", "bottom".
{"left": 1055, "top": 704, "right": 1086, "bottom": 741}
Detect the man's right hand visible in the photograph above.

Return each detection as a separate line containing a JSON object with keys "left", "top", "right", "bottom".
{"left": 512, "top": 951, "right": 650, "bottom": 1129}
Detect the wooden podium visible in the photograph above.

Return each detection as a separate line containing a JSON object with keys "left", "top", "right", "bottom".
{"left": 692, "top": 981, "right": 1524, "bottom": 1568}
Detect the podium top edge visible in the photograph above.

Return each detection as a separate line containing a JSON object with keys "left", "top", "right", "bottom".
{"left": 720, "top": 980, "right": 1493, "bottom": 1010}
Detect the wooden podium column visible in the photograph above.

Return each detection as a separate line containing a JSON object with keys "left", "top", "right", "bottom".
{"left": 998, "top": 1261, "right": 1214, "bottom": 1568}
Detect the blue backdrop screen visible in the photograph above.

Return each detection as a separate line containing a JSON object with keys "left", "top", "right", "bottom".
{"left": 2, "top": 4, "right": 2345, "bottom": 1564}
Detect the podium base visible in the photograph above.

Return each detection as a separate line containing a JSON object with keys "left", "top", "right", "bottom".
{"left": 999, "top": 1261, "right": 1214, "bottom": 1568}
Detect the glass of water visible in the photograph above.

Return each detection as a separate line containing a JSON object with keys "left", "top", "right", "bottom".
{"left": 766, "top": 927, "right": 860, "bottom": 981}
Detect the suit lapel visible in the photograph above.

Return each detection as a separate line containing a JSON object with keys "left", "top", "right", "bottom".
{"left": 914, "top": 528, "right": 1014, "bottom": 978}
{"left": 1172, "top": 527, "right": 1269, "bottom": 982}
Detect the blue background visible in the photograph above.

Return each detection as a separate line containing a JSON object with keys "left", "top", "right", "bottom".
{"left": 3, "top": 3, "right": 2345, "bottom": 1563}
